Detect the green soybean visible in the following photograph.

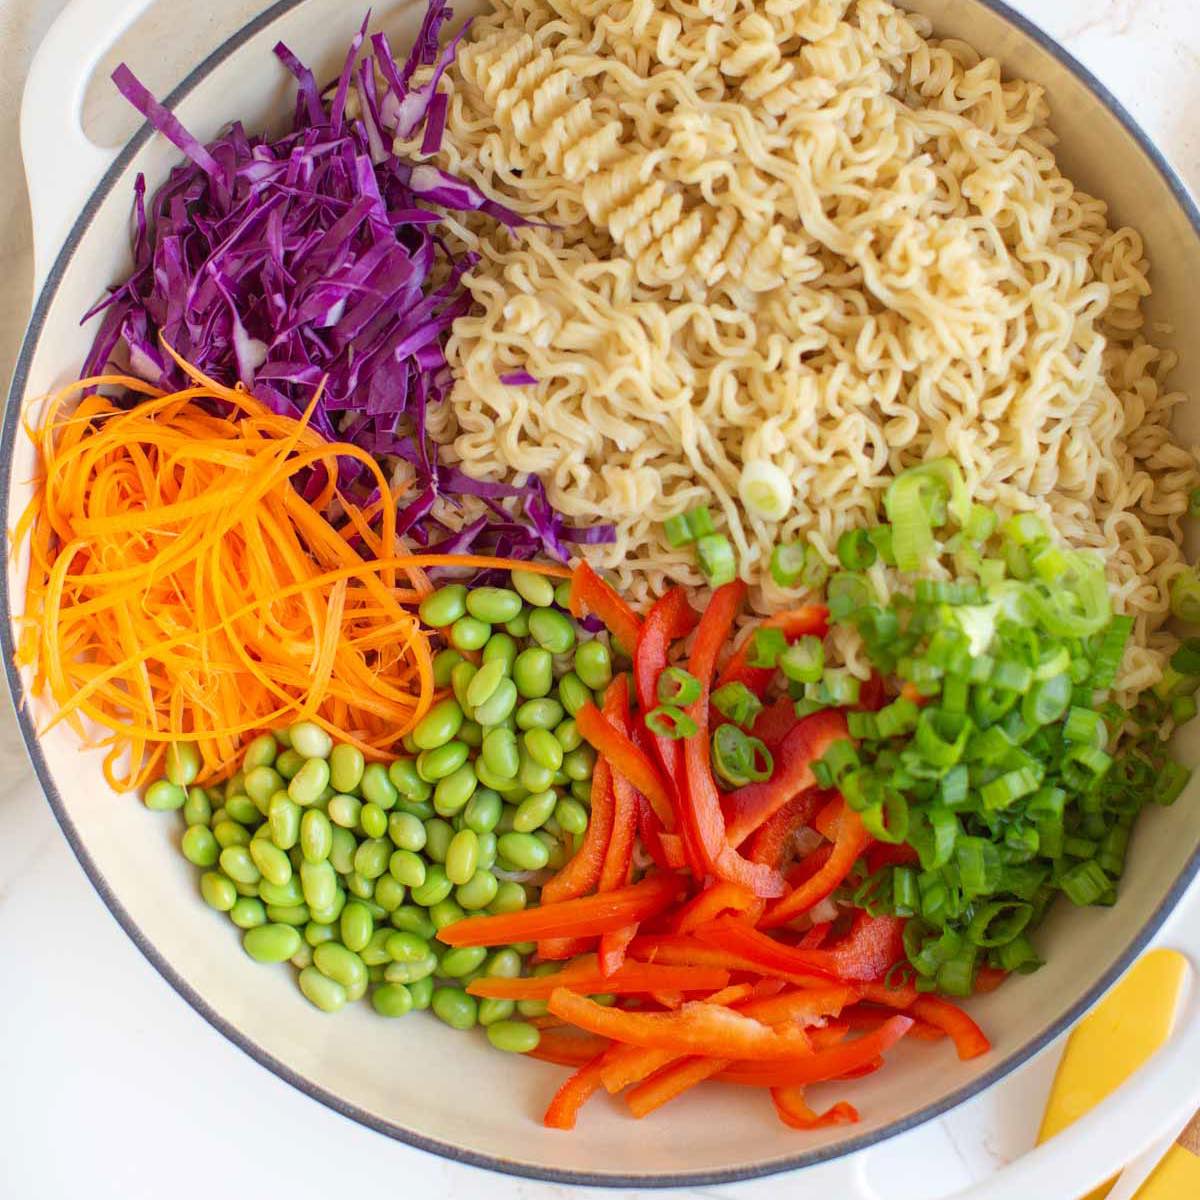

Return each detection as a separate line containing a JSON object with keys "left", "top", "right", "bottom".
{"left": 408, "top": 860, "right": 451, "bottom": 906}
{"left": 200, "top": 872, "right": 237, "bottom": 912}
{"left": 481, "top": 632, "right": 519, "bottom": 671}
{"left": 429, "top": 898, "right": 466, "bottom": 931}
{"left": 230, "top": 897, "right": 268, "bottom": 929}
{"left": 512, "top": 647, "right": 553, "bottom": 699}
{"left": 450, "top": 660, "right": 478, "bottom": 713}
{"left": 225, "top": 771, "right": 247, "bottom": 801}
{"left": 423, "top": 819, "right": 454, "bottom": 863}
{"left": 558, "top": 672, "right": 592, "bottom": 716}
{"left": 497, "top": 832, "right": 550, "bottom": 871}
{"left": 476, "top": 831, "right": 497, "bottom": 871}
{"left": 472, "top": 677, "right": 519, "bottom": 727}
{"left": 486, "top": 948, "right": 524, "bottom": 978}
{"left": 563, "top": 745, "right": 596, "bottom": 782}
{"left": 433, "top": 647, "right": 466, "bottom": 687}
{"left": 511, "top": 569, "right": 556, "bottom": 608}
{"left": 243, "top": 733, "right": 278, "bottom": 770}
{"left": 554, "top": 581, "right": 573, "bottom": 608}
{"left": 300, "top": 809, "right": 333, "bottom": 863}
{"left": 354, "top": 837, "right": 391, "bottom": 880}
{"left": 440, "top": 945, "right": 487, "bottom": 978}
{"left": 164, "top": 742, "right": 201, "bottom": 788}
{"left": 357, "top": 761, "right": 397, "bottom": 808}
{"left": 182, "top": 825, "right": 220, "bottom": 868}
{"left": 487, "top": 1020, "right": 541, "bottom": 1053}
{"left": 459, "top": 720, "right": 483, "bottom": 749}
{"left": 384, "top": 955, "right": 438, "bottom": 985}
{"left": 456, "top": 870, "right": 499, "bottom": 910}
{"left": 328, "top": 793, "right": 362, "bottom": 829}
{"left": 466, "top": 660, "right": 507, "bottom": 710}
{"left": 480, "top": 728, "right": 520, "bottom": 781}
{"left": 464, "top": 789, "right": 503, "bottom": 834}
{"left": 390, "top": 906, "right": 436, "bottom": 939}
{"left": 529, "top": 608, "right": 576, "bottom": 655}
{"left": 420, "top": 584, "right": 468, "bottom": 628}
{"left": 570, "top": 779, "right": 592, "bottom": 804}
{"left": 329, "top": 744, "right": 365, "bottom": 793}
{"left": 517, "top": 699, "right": 565, "bottom": 731}
{"left": 523, "top": 729, "right": 563, "bottom": 772}
{"left": 258, "top": 875, "right": 304, "bottom": 907}
{"left": 504, "top": 610, "right": 530, "bottom": 638}
{"left": 145, "top": 779, "right": 186, "bottom": 811}
{"left": 434, "top": 765, "right": 478, "bottom": 817}
{"left": 413, "top": 698, "right": 465, "bottom": 751}
{"left": 345, "top": 870, "right": 374, "bottom": 901}
{"left": 477, "top": 996, "right": 516, "bottom": 1026}
{"left": 445, "top": 829, "right": 480, "bottom": 885}
{"left": 554, "top": 718, "right": 583, "bottom": 753}
{"left": 360, "top": 802, "right": 388, "bottom": 840}
{"left": 219, "top": 846, "right": 261, "bottom": 887}
{"left": 388, "top": 811, "right": 427, "bottom": 852}
{"left": 374, "top": 874, "right": 407, "bottom": 913}
{"left": 574, "top": 639, "right": 613, "bottom": 690}
{"left": 300, "top": 859, "right": 338, "bottom": 911}
{"left": 539, "top": 830, "right": 567, "bottom": 871}
{"left": 386, "top": 931, "right": 432, "bottom": 965}
{"left": 517, "top": 753, "right": 556, "bottom": 794}
{"left": 450, "top": 615, "right": 491, "bottom": 652}
{"left": 432, "top": 987, "right": 478, "bottom": 1030}
{"left": 267, "top": 793, "right": 301, "bottom": 850}
{"left": 243, "top": 923, "right": 302, "bottom": 963}
{"left": 467, "top": 586, "right": 524, "bottom": 624}
{"left": 372, "top": 983, "right": 414, "bottom": 1017}
{"left": 244, "top": 766, "right": 283, "bottom": 809}
{"left": 340, "top": 902, "right": 374, "bottom": 952}
{"left": 387, "top": 759, "right": 429, "bottom": 803}
{"left": 417, "top": 741, "right": 469, "bottom": 783}
{"left": 290, "top": 943, "right": 314, "bottom": 969}
{"left": 183, "top": 787, "right": 213, "bottom": 826}
{"left": 223, "top": 794, "right": 260, "bottom": 826}
{"left": 360, "top": 928, "right": 394, "bottom": 964}
{"left": 299, "top": 966, "right": 347, "bottom": 1012}
{"left": 249, "top": 839, "right": 292, "bottom": 887}
{"left": 266, "top": 903, "right": 311, "bottom": 926}
{"left": 288, "top": 721, "right": 332, "bottom": 760}
{"left": 555, "top": 797, "right": 589, "bottom": 836}
{"left": 288, "top": 757, "right": 330, "bottom": 805}
{"left": 274, "top": 750, "right": 303, "bottom": 780}
{"left": 514, "top": 790, "right": 558, "bottom": 833}
{"left": 408, "top": 975, "right": 435, "bottom": 1010}
{"left": 313, "top": 942, "right": 367, "bottom": 991}
{"left": 307, "top": 921, "right": 340, "bottom": 948}
{"left": 329, "top": 826, "right": 357, "bottom": 874}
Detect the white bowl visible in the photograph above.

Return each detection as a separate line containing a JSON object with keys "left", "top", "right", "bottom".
{"left": 6, "top": 0, "right": 1200, "bottom": 1188}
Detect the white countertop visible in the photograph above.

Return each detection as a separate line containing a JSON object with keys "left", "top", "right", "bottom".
{"left": 2, "top": 1, "right": 1199, "bottom": 1197}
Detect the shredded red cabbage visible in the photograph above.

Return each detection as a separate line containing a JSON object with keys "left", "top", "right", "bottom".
{"left": 82, "top": 3, "right": 614, "bottom": 561}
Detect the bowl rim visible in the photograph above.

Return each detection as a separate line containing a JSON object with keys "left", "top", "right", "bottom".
{"left": 4, "top": 0, "right": 1200, "bottom": 1186}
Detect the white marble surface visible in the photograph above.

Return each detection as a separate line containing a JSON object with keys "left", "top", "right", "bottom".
{"left": 2, "top": 1, "right": 1199, "bottom": 1197}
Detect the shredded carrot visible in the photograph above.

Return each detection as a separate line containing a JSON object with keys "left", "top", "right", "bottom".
{"left": 15, "top": 360, "right": 569, "bottom": 790}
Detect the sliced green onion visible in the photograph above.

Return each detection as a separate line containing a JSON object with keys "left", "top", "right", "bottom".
{"left": 820, "top": 739, "right": 860, "bottom": 785}
{"left": 779, "top": 637, "right": 824, "bottom": 684}
{"left": 956, "top": 837, "right": 1001, "bottom": 897}
{"left": 837, "top": 528, "right": 877, "bottom": 570}
{"left": 1170, "top": 638, "right": 1200, "bottom": 676}
{"left": 995, "top": 935, "right": 1042, "bottom": 973}
{"left": 914, "top": 708, "right": 970, "bottom": 767}
{"left": 663, "top": 514, "right": 694, "bottom": 547}
{"left": 1063, "top": 707, "right": 1105, "bottom": 747}
{"left": 749, "top": 627, "right": 787, "bottom": 669}
{"left": 1170, "top": 569, "right": 1200, "bottom": 624}
{"left": 875, "top": 697, "right": 919, "bottom": 739}
{"left": 1089, "top": 615, "right": 1133, "bottom": 688}
{"left": 1154, "top": 761, "right": 1190, "bottom": 806}
{"left": 687, "top": 506, "right": 715, "bottom": 539}
{"left": 980, "top": 766, "right": 1041, "bottom": 811}
{"left": 1171, "top": 694, "right": 1198, "bottom": 725}
{"left": 656, "top": 667, "right": 701, "bottom": 707}
{"left": 711, "top": 682, "right": 762, "bottom": 729}
{"left": 827, "top": 572, "right": 872, "bottom": 621}
{"left": 964, "top": 503, "right": 997, "bottom": 542}
{"left": 1002, "top": 512, "right": 1047, "bottom": 546}
{"left": 893, "top": 867, "right": 919, "bottom": 915}
{"left": 966, "top": 901, "right": 1033, "bottom": 948}
{"left": 885, "top": 459, "right": 970, "bottom": 572}
{"left": 1022, "top": 674, "right": 1071, "bottom": 727}
{"left": 860, "top": 790, "right": 909, "bottom": 844}
{"left": 935, "top": 949, "right": 978, "bottom": 997}
{"left": 696, "top": 533, "right": 736, "bottom": 586}
{"left": 815, "top": 668, "right": 861, "bottom": 707}
{"left": 1060, "top": 859, "right": 1110, "bottom": 906}
{"left": 770, "top": 542, "right": 807, "bottom": 588}
{"left": 711, "top": 725, "right": 773, "bottom": 787}
{"left": 869, "top": 525, "right": 896, "bottom": 565}
{"left": 645, "top": 705, "right": 698, "bottom": 740}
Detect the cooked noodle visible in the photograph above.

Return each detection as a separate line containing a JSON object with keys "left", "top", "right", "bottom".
{"left": 394, "top": 0, "right": 1196, "bottom": 693}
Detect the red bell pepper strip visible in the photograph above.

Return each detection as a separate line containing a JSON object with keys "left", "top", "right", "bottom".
{"left": 528, "top": 1030, "right": 612, "bottom": 1068}
{"left": 813, "top": 794, "right": 844, "bottom": 840}
{"left": 693, "top": 916, "right": 839, "bottom": 980}
{"left": 627, "top": 933, "right": 832, "bottom": 988}
{"left": 857, "top": 983, "right": 991, "bottom": 1060}
{"left": 627, "top": 1056, "right": 729, "bottom": 1117}
{"left": 543, "top": 1051, "right": 611, "bottom": 1129}
{"left": 751, "top": 697, "right": 802, "bottom": 753}
{"left": 715, "top": 1016, "right": 913, "bottom": 1086}
{"left": 578, "top": 700, "right": 676, "bottom": 829}
{"left": 541, "top": 756, "right": 614, "bottom": 905}
{"left": 737, "top": 986, "right": 859, "bottom": 1025}
{"left": 637, "top": 799, "right": 686, "bottom": 872}
{"left": 823, "top": 912, "right": 907, "bottom": 982}
{"left": 714, "top": 605, "right": 829, "bottom": 697}
{"left": 799, "top": 921, "right": 832, "bottom": 949}
{"left": 865, "top": 842, "right": 920, "bottom": 872}
{"left": 857, "top": 672, "right": 887, "bottom": 712}
{"left": 657, "top": 832, "right": 688, "bottom": 870}
{"left": 598, "top": 922, "right": 638, "bottom": 976}
{"left": 975, "top": 966, "right": 1008, "bottom": 994}
{"left": 841, "top": 1005, "right": 946, "bottom": 1042}
{"left": 760, "top": 804, "right": 870, "bottom": 930}
{"left": 568, "top": 561, "right": 642, "bottom": 655}
{"left": 808, "top": 1021, "right": 851, "bottom": 1050}
{"left": 441, "top": 874, "right": 686, "bottom": 946}
{"left": 667, "top": 881, "right": 757, "bottom": 934}
{"left": 746, "top": 792, "right": 826, "bottom": 868}
{"left": 770, "top": 1086, "right": 859, "bottom": 1129}
{"left": 468, "top": 961, "right": 731, "bottom": 1000}
{"left": 723, "top": 709, "right": 850, "bottom": 847}
{"left": 548, "top": 988, "right": 818, "bottom": 1060}
{"left": 600, "top": 766, "right": 638, "bottom": 893}
{"left": 537, "top": 937, "right": 594, "bottom": 961}
{"left": 600, "top": 1045, "right": 681, "bottom": 1094}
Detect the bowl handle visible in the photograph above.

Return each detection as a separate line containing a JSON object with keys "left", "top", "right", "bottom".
{"left": 21, "top": 0, "right": 160, "bottom": 293}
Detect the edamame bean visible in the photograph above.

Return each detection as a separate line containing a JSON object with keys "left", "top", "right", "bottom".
{"left": 416, "top": 741, "right": 469, "bottom": 783}
{"left": 517, "top": 752, "right": 556, "bottom": 794}
{"left": 145, "top": 779, "right": 186, "bottom": 811}
{"left": 329, "top": 826, "right": 357, "bottom": 874}
{"left": 307, "top": 889, "right": 345, "bottom": 925}
{"left": 360, "top": 802, "right": 388, "bottom": 840}
{"left": 274, "top": 750, "right": 303, "bottom": 781}
{"left": 450, "top": 615, "right": 491, "bottom": 652}
{"left": 557, "top": 672, "right": 592, "bottom": 716}
{"left": 475, "top": 760, "right": 519, "bottom": 793}
{"left": 388, "top": 811, "right": 426, "bottom": 852}
{"left": 353, "top": 837, "right": 391, "bottom": 880}
{"left": 554, "top": 580, "right": 573, "bottom": 608}
{"left": 288, "top": 721, "right": 332, "bottom": 760}
{"left": 223, "top": 794, "right": 260, "bottom": 826}
{"left": 423, "top": 819, "right": 454, "bottom": 863}
{"left": 479, "top": 729, "right": 519, "bottom": 782}
{"left": 372, "top": 983, "right": 414, "bottom": 1017}
{"left": 487, "top": 948, "right": 523, "bottom": 979}
{"left": 340, "top": 902, "right": 374, "bottom": 952}
{"left": 445, "top": 829, "right": 480, "bottom": 885}
{"left": 299, "top": 966, "right": 347, "bottom": 1012}
{"left": 411, "top": 863, "right": 452, "bottom": 907}
{"left": 413, "top": 697, "right": 465, "bottom": 751}
{"left": 249, "top": 839, "right": 292, "bottom": 887}
{"left": 244, "top": 766, "right": 283, "bottom": 810}
{"left": 242, "top": 733, "right": 277, "bottom": 770}
{"left": 300, "top": 859, "right": 338, "bottom": 911}
{"left": 487, "top": 1020, "right": 540, "bottom": 1053}
{"left": 538, "top": 830, "right": 567, "bottom": 871}
{"left": 429, "top": 898, "right": 465, "bottom": 931}
{"left": 456, "top": 870, "right": 498, "bottom": 910}
{"left": 570, "top": 779, "right": 592, "bottom": 804}
{"left": 230, "top": 897, "right": 267, "bottom": 929}
{"left": 477, "top": 997, "right": 516, "bottom": 1027}
{"left": 328, "top": 792, "right": 362, "bottom": 829}
{"left": 517, "top": 699, "right": 565, "bottom": 731}
{"left": 374, "top": 875, "right": 406, "bottom": 913}
{"left": 529, "top": 608, "right": 576, "bottom": 655}
{"left": 504, "top": 610, "right": 530, "bottom": 638}
{"left": 475, "top": 831, "right": 497, "bottom": 870}
{"left": 388, "top": 850, "right": 426, "bottom": 892}
{"left": 458, "top": 793, "right": 500, "bottom": 840}
{"left": 183, "top": 787, "right": 213, "bottom": 826}
{"left": 450, "top": 660, "right": 477, "bottom": 714}
{"left": 165, "top": 742, "right": 200, "bottom": 788}
{"left": 517, "top": 998, "right": 549, "bottom": 1017}
{"left": 511, "top": 569, "right": 556, "bottom": 608}
{"left": 307, "top": 921, "right": 339, "bottom": 948}
{"left": 555, "top": 797, "right": 589, "bottom": 836}
{"left": 432, "top": 647, "right": 466, "bottom": 687}
{"left": 384, "top": 955, "right": 438, "bottom": 985}
{"left": 440, "top": 945, "right": 487, "bottom": 978}
{"left": 390, "top": 906, "right": 436, "bottom": 939}
{"left": 494, "top": 806, "right": 518, "bottom": 835}
{"left": 300, "top": 809, "right": 333, "bottom": 863}
{"left": 562, "top": 745, "right": 596, "bottom": 782}
{"left": 360, "top": 928, "right": 393, "bottom": 964}
{"left": 432, "top": 987, "right": 478, "bottom": 1030}
{"left": 200, "top": 872, "right": 237, "bottom": 912}
{"left": 553, "top": 717, "right": 583, "bottom": 753}
{"left": 523, "top": 728, "right": 564, "bottom": 772}
{"left": 387, "top": 759, "right": 430, "bottom": 803}
{"left": 481, "top": 632, "right": 519, "bottom": 672}
{"left": 313, "top": 942, "right": 366, "bottom": 991}
{"left": 243, "top": 923, "right": 302, "bottom": 963}
{"left": 574, "top": 639, "right": 613, "bottom": 690}
{"left": 472, "top": 678, "right": 518, "bottom": 727}
{"left": 466, "top": 660, "right": 507, "bottom": 711}
{"left": 512, "top": 647, "right": 553, "bottom": 699}
{"left": 288, "top": 757, "right": 331, "bottom": 806}
{"left": 219, "top": 846, "right": 261, "bottom": 887}
{"left": 459, "top": 720, "right": 483, "bottom": 749}
{"left": 182, "top": 825, "right": 220, "bottom": 868}
{"left": 266, "top": 903, "right": 311, "bottom": 926}
{"left": 345, "top": 870, "right": 374, "bottom": 900}
{"left": 290, "top": 943, "right": 314, "bottom": 969}
{"left": 496, "top": 832, "right": 550, "bottom": 871}
{"left": 467, "top": 586, "right": 523, "bottom": 624}
{"left": 258, "top": 874, "right": 304, "bottom": 906}
{"left": 329, "top": 744, "right": 365, "bottom": 794}
{"left": 434, "top": 765, "right": 478, "bottom": 817}
{"left": 513, "top": 790, "right": 558, "bottom": 833}
{"left": 406, "top": 975, "right": 433, "bottom": 1010}
{"left": 419, "top": 584, "right": 468, "bottom": 628}
{"left": 361, "top": 762, "right": 398, "bottom": 809}
{"left": 225, "top": 771, "right": 247, "bottom": 801}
